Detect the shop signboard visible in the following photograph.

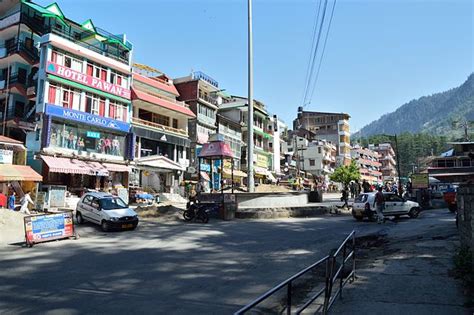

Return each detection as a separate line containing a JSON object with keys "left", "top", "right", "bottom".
{"left": 46, "top": 62, "right": 131, "bottom": 99}
{"left": 46, "top": 185, "right": 67, "bottom": 208}
{"left": 24, "top": 211, "right": 75, "bottom": 246}
{"left": 87, "top": 131, "right": 101, "bottom": 139}
{"left": 45, "top": 104, "right": 130, "bottom": 133}
{"left": 411, "top": 173, "right": 429, "bottom": 189}
{"left": 0, "top": 149, "right": 13, "bottom": 164}
{"left": 256, "top": 154, "right": 268, "bottom": 168}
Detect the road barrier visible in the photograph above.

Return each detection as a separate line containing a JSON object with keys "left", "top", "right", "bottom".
{"left": 235, "top": 230, "right": 356, "bottom": 315}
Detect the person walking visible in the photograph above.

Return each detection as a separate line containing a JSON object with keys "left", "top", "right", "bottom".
{"left": 341, "top": 185, "right": 349, "bottom": 209}
{"left": 350, "top": 182, "right": 355, "bottom": 199}
{"left": 373, "top": 186, "right": 385, "bottom": 224}
{"left": 20, "top": 191, "right": 34, "bottom": 215}
{"left": 362, "top": 179, "right": 371, "bottom": 193}
{"left": 8, "top": 191, "right": 16, "bottom": 211}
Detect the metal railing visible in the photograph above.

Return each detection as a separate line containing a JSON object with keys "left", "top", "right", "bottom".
{"left": 131, "top": 117, "right": 188, "bottom": 136}
{"left": 235, "top": 230, "right": 356, "bottom": 315}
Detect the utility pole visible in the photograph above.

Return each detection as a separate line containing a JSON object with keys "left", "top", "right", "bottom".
{"left": 394, "top": 135, "right": 402, "bottom": 197}
{"left": 247, "top": 0, "right": 255, "bottom": 192}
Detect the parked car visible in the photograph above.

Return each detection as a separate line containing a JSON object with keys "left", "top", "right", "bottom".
{"left": 76, "top": 192, "right": 139, "bottom": 231}
{"left": 351, "top": 192, "right": 421, "bottom": 221}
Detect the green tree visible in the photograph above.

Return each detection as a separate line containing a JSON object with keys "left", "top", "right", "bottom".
{"left": 330, "top": 161, "right": 361, "bottom": 187}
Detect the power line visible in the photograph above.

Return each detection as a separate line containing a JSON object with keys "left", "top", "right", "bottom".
{"left": 302, "top": 0, "right": 329, "bottom": 107}
{"left": 300, "top": 0, "right": 323, "bottom": 106}
{"left": 308, "top": 0, "right": 337, "bottom": 102}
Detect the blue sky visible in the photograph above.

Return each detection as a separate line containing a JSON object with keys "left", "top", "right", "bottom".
{"left": 38, "top": 0, "right": 473, "bottom": 131}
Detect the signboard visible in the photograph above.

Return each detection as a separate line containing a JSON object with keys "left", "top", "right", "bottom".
{"left": 35, "top": 192, "right": 46, "bottom": 211}
{"left": 24, "top": 211, "right": 75, "bottom": 246}
{"left": 46, "top": 185, "right": 67, "bottom": 208}
{"left": 411, "top": 173, "right": 429, "bottom": 189}
{"left": 46, "top": 62, "right": 131, "bottom": 99}
{"left": 87, "top": 131, "right": 101, "bottom": 139}
{"left": 256, "top": 154, "right": 269, "bottom": 168}
{"left": 0, "top": 149, "right": 13, "bottom": 164}
{"left": 117, "top": 187, "right": 129, "bottom": 204}
{"left": 45, "top": 104, "right": 130, "bottom": 132}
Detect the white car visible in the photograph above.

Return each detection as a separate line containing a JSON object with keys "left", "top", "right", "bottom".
{"left": 76, "top": 192, "right": 139, "bottom": 231}
{"left": 351, "top": 192, "right": 421, "bottom": 221}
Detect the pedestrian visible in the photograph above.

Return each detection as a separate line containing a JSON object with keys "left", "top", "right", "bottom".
{"left": 362, "top": 179, "right": 371, "bottom": 193}
{"left": 373, "top": 186, "right": 385, "bottom": 224}
{"left": 8, "top": 191, "right": 16, "bottom": 211}
{"left": 341, "top": 185, "right": 349, "bottom": 209}
{"left": 20, "top": 191, "right": 34, "bottom": 215}
{"left": 350, "top": 182, "right": 356, "bottom": 199}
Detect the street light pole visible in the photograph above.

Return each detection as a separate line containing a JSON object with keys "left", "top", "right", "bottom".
{"left": 247, "top": 0, "right": 255, "bottom": 192}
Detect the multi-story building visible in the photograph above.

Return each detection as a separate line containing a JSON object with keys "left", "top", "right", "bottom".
{"left": 351, "top": 145, "right": 382, "bottom": 184}
{"left": 269, "top": 115, "right": 287, "bottom": 174}
{"left": 130, "top": 63, "right": 195, "bottom": 193}
{"left": 428, "top": 141, "right": 474, "bottom": 183}
{"left": 24, "top": 1, "right": 134, "bottom": 195}
{"left": 174, "top": 71, "right": 222, "bottom": 169}
{"left": 0, "top": 0, "right": 44, "bottom": 141}
{"left": 294, "top": 108, "right": 351, "bottom": 166}
{"left": 218, "top": 96, "right": 274, "bottom": 178}
{"left": 369, "top": 143, "right": 397, "bottom": 181}
{"left": 216, "top": 112, "right": 242, "bottom": 170}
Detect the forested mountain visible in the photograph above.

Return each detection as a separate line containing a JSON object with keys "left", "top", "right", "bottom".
{"left": 356, "top": 74, "right": 474, "bottom": 138}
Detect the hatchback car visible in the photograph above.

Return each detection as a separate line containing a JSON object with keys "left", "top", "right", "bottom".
{"left": 76, "top": 192, "right": 139, "bottom": 231}
{"left": 351, "top": 192, "right": 421, "bottom": 221}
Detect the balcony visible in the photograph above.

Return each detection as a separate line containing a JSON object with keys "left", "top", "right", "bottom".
{"left": 0, "top": 40, "right": 39, "bottom": 63}
{"left": 131, "top": 117, "right": 188, "bottom": 137}
{"left": 198, "top": 91, "right": 219, "bottom": 106}
{"left": 0, "top": 11, "right": 20, "bottom": 30}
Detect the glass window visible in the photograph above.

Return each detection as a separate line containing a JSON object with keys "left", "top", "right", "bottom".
{"left": 49, "top": 121, "right": 126, "bottom": 157}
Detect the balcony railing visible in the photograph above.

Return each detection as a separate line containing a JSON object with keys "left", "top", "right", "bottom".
{"left": 198, "top": 91, "right": 219, "bottom": 106}
{"left": 132, "top": 117, "right": 187, "bottom": 137}
{"left": 0, "top": 39, "right": 39, "bottom": 63}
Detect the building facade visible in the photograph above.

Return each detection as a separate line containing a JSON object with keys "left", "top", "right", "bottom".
{"left": 351, "top": 145, "right": 382, "bottom": 184}
{"left": 131, "top": 64, "right": 195, "bottom": 193}
{"left": 24, "top": 1, "right": 134, "bottom": 196}
{"left": 369, "top": 143, "right": 397, "bottom": 181}
{"left": 294, "top": 108, "right": 351, "bottom": 166}
{"left": 0, "top": 1, "right": 44, "bottom": 142}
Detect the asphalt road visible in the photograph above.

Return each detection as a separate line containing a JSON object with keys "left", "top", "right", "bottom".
{"left": 0, "top": 209, "right": 455, "bottom": 314}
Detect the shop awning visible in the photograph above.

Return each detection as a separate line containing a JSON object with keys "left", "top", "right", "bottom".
{"left": 42, "top": 156, "right": 109, "bottom": 176}
{"left": 222, "top": 168, "right": 247, "bottom": 178}
{"left": 102, "top": 163, "right": 131, "bottom": 173}
{"left": 0, "top": 164, "right": 42, "bottom": 182}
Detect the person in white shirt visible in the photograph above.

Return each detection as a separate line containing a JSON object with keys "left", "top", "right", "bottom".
{"left": 20, "top": 191, "right": 34, "bottom": 215}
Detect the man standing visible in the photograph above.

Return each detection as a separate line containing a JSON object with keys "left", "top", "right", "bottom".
{"left": 8, "top": 192, "right": 16, "bottom": 211}
{"left": 20, "top": 191, "right": 34, "bottom": 215}
{"left": 341, "top": 185, "right": 349, "bottom": 209}
{"left": 373, "top": 187, "right": 385, "bottom": 224}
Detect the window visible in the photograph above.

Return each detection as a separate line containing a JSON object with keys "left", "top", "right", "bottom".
{"left": 85, "top": 93, "right": 105, "bottom": 116}
{"left": 309, "top": 159, "right": 315, "bottom": 166}
{"left": 109, "top": 101, "right": 127, "bottom": 122}
{"left": 51, "top": 50, "right": 83, "bottom": 72}
{"left": 172, "top": 118, "right": 178, "bottom": 129}
{"left": 87, "top": 62, "right": 107, "bottom": 80}
{"left": 110, "top": 70, "right": 128, "bottom": 88}
{"left": 318, "top": 147, "right": 322, "bottom": 154}
{"left": 48, "top": 83, "right": 81, "bottom": 110}
{"left": 152, "top": 113, "right": 170, "bottom": 126}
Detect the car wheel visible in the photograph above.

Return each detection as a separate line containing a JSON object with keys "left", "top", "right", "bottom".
{"left": 448, "top": 204, "right": 457, "bottom": 213}
{"left": 76, "top": 212, "right": 84, "bottom": 224}
{"left": 409, "top": 207, "right": 420, "bottom": 218}
{"left": 101, "top": 220, "right": 109, "bottom": 232}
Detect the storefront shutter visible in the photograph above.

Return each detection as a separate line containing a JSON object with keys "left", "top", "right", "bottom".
{"left": 99, "top": 100, "right": 105, "bottom": 116}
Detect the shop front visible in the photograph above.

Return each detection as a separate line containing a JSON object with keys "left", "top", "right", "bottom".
{"left": 38, "top": 104, "right": 133, "bottom": 196}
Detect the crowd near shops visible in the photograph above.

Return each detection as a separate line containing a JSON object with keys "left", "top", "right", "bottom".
{"left": 0, "top": 0, "right": 403, "bottom": 211}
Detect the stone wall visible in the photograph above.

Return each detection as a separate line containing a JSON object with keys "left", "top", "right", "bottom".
{"left": 457, "top": 184, "right": 474, "bottom": 258}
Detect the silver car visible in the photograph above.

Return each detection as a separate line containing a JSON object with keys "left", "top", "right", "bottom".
{"left": 351, "top": 192, "right": 421, "bottom": 221}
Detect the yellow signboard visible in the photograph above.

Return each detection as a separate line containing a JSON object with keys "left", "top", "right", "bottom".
{"left": 411, "top": 173, "right": 428, "bottom": 189}
{"left": 256, "top": 154, "right": 268, "bottom": 168}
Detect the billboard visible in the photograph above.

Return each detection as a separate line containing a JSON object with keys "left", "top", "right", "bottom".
{"left": 24, "top": 211, "right": 75, "bottom": 246}
{"left": 411, "top": 173, "right": 429, "bottom": 189}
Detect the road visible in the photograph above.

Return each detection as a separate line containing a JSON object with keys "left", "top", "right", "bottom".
{"left": 0, "top": 209, "right": 457, "bottom": 314}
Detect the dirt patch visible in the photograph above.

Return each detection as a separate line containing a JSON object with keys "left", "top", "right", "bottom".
{"left": 134, "top": 202, "right": 184, "bottom": 221}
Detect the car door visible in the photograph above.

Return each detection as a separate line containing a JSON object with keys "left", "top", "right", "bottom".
{"left": 387, "top": 194, "right": 404, "bottom": 214}
{"left": 383, "top": 193, "right": 396, "bottom": 214}
{"left": 89, "top": 197, "right": 102, "bottom": 223}
{"left": 80, "top": 195, "right": 96, "bottom": 222}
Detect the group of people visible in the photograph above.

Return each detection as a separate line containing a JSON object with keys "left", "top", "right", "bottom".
{"left": 4, "top": 191, "right": 35, "bottom": 214}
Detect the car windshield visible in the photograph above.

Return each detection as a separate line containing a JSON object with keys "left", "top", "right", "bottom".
{"left": 355, "top": 194, "right": 368, "bottom": 203}
{"left": 99, "top": 197, "right": 128, "bottom": 210}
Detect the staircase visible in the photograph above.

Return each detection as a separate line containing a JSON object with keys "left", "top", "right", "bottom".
{"left": 10, "top": 181, "right": 24, "bottom": 198}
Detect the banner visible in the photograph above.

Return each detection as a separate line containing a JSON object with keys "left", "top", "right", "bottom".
{"left": 24, "top": 211, "right": 74, "bottom": 246}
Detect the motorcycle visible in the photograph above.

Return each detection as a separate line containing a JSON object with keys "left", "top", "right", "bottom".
{"left": 183, "top": 199, "right": 211, "bottom": 223}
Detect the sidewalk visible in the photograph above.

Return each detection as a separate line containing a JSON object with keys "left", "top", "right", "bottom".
{"left": 331, "top": 212, "right": 469, "bottom": 314}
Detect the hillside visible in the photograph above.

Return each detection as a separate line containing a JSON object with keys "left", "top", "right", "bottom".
{"left": 356, "top": 74, "right": 474, "bottom": 138}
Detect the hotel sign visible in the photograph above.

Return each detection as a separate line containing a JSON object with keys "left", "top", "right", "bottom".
{"left": 45, "top": 104, "right": 130, "bottom": 132}
{"left": 46, "top": 62, "right": 131, "bottom": 99}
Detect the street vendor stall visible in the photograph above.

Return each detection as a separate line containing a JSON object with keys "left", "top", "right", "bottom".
{"left": 197, "top": 134, "right": 237, "bottom": 220}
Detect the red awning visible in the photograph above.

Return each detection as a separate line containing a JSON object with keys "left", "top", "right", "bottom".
{"left": 102, "top": 162, "right": 131, "bottom": 173}
{"left": 199, "top": 141, "right": 234, "bottom": 158}
{"left": 42, "top": 156, "right": 108, "bottom": 176}
{"left": 131, "top": 88, "right": 195, "bottom": 118}
{"left": 0, "top": 164, "right": 42, "bottom": 181}
{"left": 133, "top": 74, "right": 180, "bottom": 96}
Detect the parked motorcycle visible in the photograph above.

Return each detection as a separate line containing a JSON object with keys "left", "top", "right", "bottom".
{"left": 183, "top": 200, "right": 210, "bottom": 223}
